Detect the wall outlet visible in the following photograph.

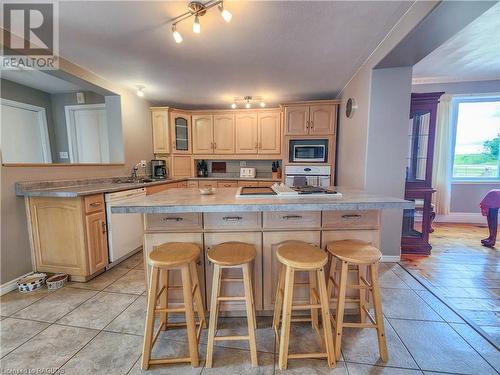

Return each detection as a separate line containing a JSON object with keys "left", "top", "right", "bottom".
{"left": 240, "top": 161, "right": 247, "bottom": 167}
{"left": 59, "top": 151, "right": 69, "bottom": 159}
{"left": 140, "top": 160, "right": 147, "bottom": 168}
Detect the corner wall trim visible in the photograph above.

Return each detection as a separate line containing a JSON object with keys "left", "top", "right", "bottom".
{"left": 435, "top": 213, "right": 486, "bottom": 224}
{"left": 381, "top": 255, "right": 401, "bottom": 262}
{"left": 0, "top": 272, "right": 32, "bottom": 296}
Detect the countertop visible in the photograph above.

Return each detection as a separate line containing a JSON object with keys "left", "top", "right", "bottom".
{"left": 110, "top": 187, "right": 413, "bottom": 213}
{"left": 15, "top": 176, "right": 281, "bottom": 198}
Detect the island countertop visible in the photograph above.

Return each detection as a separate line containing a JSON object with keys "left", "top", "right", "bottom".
{"left": 110, "top": 187, "right": 413, "bottom": 213}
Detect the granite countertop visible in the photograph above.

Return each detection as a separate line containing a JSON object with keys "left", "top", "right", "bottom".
{"left": 110, "top": 187, "right": 413, "bottom": 213}
{"left": 15, "top": 176, "right": 281, "bottom": 198}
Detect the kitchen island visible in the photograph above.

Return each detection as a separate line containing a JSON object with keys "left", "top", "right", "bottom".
{"left": 111, "top": 187, "right": 412, "bottom": 313}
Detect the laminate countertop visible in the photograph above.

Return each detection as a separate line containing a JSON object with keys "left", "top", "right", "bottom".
{"left": 110, "top": 187, "right": 413, "bottom": 213}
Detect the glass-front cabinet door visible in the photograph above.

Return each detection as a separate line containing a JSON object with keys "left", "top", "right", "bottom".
{"left": 406, "top": 111, "right": 431, "bottom": 183}
{"left": 170, "top": 112, "right": 191, "bottom": 154}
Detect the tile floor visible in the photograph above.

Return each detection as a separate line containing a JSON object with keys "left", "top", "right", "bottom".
{"left": 401, "top": 223, "right": 500, "bottom": 347}
{"left": 1, "top": 243, "right": 499, "bottom": 375}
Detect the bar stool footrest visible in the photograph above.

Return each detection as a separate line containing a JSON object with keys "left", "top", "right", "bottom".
{"left": 213, "top": 335, "right": 250, "bottom": 341}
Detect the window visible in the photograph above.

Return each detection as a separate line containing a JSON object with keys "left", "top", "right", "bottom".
{"left": 451, "top": 97, "right": 500, "bottom": 180}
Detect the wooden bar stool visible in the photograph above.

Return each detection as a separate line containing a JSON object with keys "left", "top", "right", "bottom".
{"left": 272, "top": 241, "right": 335, "bottom": 370}
{"left": 326, "top": 239, "right": 388, "bottom": 362}
{"left": 142, "top": 242, "right": 206, "bottom": 369}
{"left": 205, "top": 242, "right": 258, "bottom": 368}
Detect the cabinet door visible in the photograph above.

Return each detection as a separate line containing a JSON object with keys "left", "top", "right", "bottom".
{"left": 204, "top": 232, "right": 262, "bottom": 311}
{"left": 258, "top": 112, "right": 281, "bottom": 154}
{"left": 192, "top": 115, "right": 214, "bottom": 154}
{"left": 170, "top": 112, "right": 192, "bottom": 154}
{"left": 309, "top": 104, "right": 336, "bottom": 135}
{"left": 235, "top": 113, "right": 258, "bottom": 154}
{"left": 262, "top": 231, "right": 320, "bottom": 310}
{"left": 152, "top": 110, "right": 170, "bottom": 154}
{"left": 284, "top": 106, "right": 309, "bottom": 135}
{"left": 213, "top": 114, "right": 235, "bottom": 154}
{"left": 171, "top": 155, "right": 193, "bottom": 178}
{"left": 85, "top": 211, "right": 109, "bottom": 275}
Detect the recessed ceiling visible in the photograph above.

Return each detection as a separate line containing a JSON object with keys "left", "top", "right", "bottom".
{"left": 57, "top": 1, "right": 412, "bottom": 108}
{"left": 413, "top": 2, "right": 500, "bottom": 84}
{"left": 1, "top": 69, "right": 83, "bottom": 93}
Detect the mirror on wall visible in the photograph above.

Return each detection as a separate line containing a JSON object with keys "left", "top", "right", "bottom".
{"left": 0, "top": 69, "right": 125, "bottom": 165}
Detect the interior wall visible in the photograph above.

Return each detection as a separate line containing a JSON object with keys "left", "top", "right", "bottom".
{"left": 413, "top": 79, "right": 500, "bottom": 214}
{"left": 1, "top": 70, "right": 153, "bottom": 285}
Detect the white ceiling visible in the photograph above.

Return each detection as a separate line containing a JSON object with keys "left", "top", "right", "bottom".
{"left": 56, "top": 1, "right": 412, "bottom": 108}
{"left": 413, "top": 2, "right": 500, "bottom": 84}
{"left": 1, "top": 69, "right": 83, "bottom": 93}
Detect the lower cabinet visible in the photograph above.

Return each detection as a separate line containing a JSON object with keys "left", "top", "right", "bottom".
{"left": 85, "top": 211, "right": 109, "bottom": 275}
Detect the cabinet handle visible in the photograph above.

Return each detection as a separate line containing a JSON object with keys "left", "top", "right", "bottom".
{"left": 310, "top": 121, "right": 314, "bottom": 129}
{"left": 102, "top": 222, "right": 107, "bottom": 234}
{"left": 89, "top": 202, "right": 102, "bottom": 207}
{"left": 223, "top": 216, "right": 243, "bottom": 221}
{"left": 213, "top": 142, "right": 217, "bottom": 149}
{"left": 282, "top": 215, "right": 303, "bottom": 220}
{"left": 306, "top": 121, "right": 310, "bottom": 129}
{"left": 341, "top": 214, "right": 361, "bottom": 219}
{"left": 162, "top": 217, "right": 184, "bottom": 222}
{"left": 254, "top": 142, "right": 258, "bottom": 149}
{"left": 172, "top": 141, "right": 175, "bottom": 149}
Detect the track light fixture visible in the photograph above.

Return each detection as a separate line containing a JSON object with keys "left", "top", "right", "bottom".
{"left": 230, "top": 96, "right": 266, "bottom": 109}
{"left": 171, "top": 0, "right": 232, "bottom": 44}
{"left": 136, "top": 85, "right": 145, "bottom": 97}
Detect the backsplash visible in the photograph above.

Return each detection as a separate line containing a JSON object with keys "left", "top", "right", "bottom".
{"left": 199, "top": 160, "right": 279, "bottom": 178}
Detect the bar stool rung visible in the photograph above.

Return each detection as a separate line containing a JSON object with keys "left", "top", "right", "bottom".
{"left": 149, "top": 357, "right": 191, "bottom": 365}
{"left": 217, "top": 296, "right": 246, "bottom": 301}
{"left": 288, "top": 352, "right": 328, "bottom": 359}
{"left": 343, "top": 322, "right": 378, "bottom": 329}
{"left": 213, "top": 335, "right": 250, "bottom": 341}
{"left": 291, "top": 303, "right": 321, "bottom": 310}
{"left": 155, "top": 286, "right": 166, "bottom": 301}
{"left": 151, "top": 322, "right": 165, "bottom": 347}
{"left": 221, "top": 278, "right": 244, "bottom": 282}
{"left": 154, "top": 307, "right": 185, "bottom": 314}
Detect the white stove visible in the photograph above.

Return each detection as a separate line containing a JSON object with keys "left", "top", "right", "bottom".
{"left": 284, "top": 165, "right": 331, "bottom": 187}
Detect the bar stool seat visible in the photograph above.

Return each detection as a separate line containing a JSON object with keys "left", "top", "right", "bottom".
{"left": 149, "top": 242, "right": 200, "bottom": 267}
{"left": 207, "top": 242, "right": 256, "bottom": 266}
{"left": 326, "top": 240, "right": 381, "bottom": 264}
{"left": 277, "top": 242, "right": 328, "bottom": 269}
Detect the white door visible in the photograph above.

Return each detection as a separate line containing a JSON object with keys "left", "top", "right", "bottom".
{"left": 1, "top": 100, "right": 52, "bottom": 163}
{"left": 66, "top": 105, "right": 109, "bottom": 163}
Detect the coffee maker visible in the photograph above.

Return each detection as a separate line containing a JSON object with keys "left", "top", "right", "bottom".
{"left": 151, "top": 160, "right": 167, "bottom": 179}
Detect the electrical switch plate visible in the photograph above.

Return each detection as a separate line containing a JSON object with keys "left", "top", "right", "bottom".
{"left": 76, "top": 92, "right": 85, "bottom": 104}
{"left": 140, "top": 160, "right": 147, "bottom": 168}
{"left": 59, "top": 151, "right": 69, "bottom": 159}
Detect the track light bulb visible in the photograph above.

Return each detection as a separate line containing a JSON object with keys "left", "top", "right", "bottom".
{"left": 172, "top": 25, "right": 183, "bottom": 43}
{"left": 193, "top": 15, "right": 201, "bottom": 34}
{"left": 136, "top": 86, "right": 145, "bottom": 97}
{"left": 219, "top": 3, "right": 232, "bottom": 23}
{"left": 260, "top": 101, "right": 266, "bottom": 107}
{"left": 231, "top": 103, "right": 237, "bottom": 109}
{"left": 245, "top": 102, "right": 251, "bottom": 109}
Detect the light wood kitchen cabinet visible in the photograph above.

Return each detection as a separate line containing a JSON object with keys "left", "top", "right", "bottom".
{"left": 238, "top": 180, "right": 260, "bottom": 187}
{"left": 27, "top": 194, "right": 108, "bottom": 281}
{"left": 235, "top": 113, "right": 258, "bottom": 154}
{"left": 192, "top": 115, "right": 214, "bottom": 154}
{"left": 198, "top": 180, "right": 216, "bottom": 189}
{"left": 258, "top": 111, "right": 281, "bottom": 154}
{"left": 151, "top": 108, "right": 170, "bottom": 154}
{"left": 283, "top": 103, "right": 336, "bottom": 136}
{"left": 204, "top": 232, "right": 263, "bottom": 311}
{"left": 146, "top": 182, "right": 178, "bottom": 195}
{"left": 262, "top": 231, "right": 321, "bottom": 310}
{"left": 213, "top": 114, "right": 235, "bottom": 154}
{"left": 187, "top": 180, "right": 199, "bottom": 188}
{"left": 217, "top": 180, "right": 238, "bottom": 188}
{"left": 170, "top": 155, "right": 193, "bottom": 178}
{"left": 170, "top": 111, "right": 191, "bottom": 154}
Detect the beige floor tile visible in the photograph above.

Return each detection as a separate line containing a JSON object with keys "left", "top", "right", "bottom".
{"left": 479, "top": 325, "right": 500, "bottom": 347}
{"left": 57, "top": 291, "right": 137, "bottom": 329}
{"left": 105, "top": 270, "right": 147, "bottom": 295}
{"left": 60, "top": 331, "right": 142, "bottom": 374}
{"left": 0, "top": 318, "right": 49, "bottom": 358}
{"left": 215, "top": 317, "right": 275, "bottom": 353}
{"left": 0, "top": 288, "right": 50, "bottom": 316}
{"left": 12, "top": 288, "right": 97, "bottom": 323}
{"left": 105, "top": 295, "right": 148, "bottom": 335}
{"left": 379, "top": 288, "right": 443, "bottom": 321}
{"left": 413, "top": 290, "right": 464, "bottom": 323}
{"left": 0, "top": 324, "right": 97, "bottom": 372}
{"left": 378, "top": 269, "right": 412, "bottom": 289}
{"left": 68, "top": 267, "right": 129, "bottom": 291}
{"left": 346, "top": 363, "right": 423, "bottom": 375}
{"left": 116, "top": 252, "right": 143, "bottom": 269}
{"left": 341, "top": 318, "right": 418, "bottom": 369}
{"left": 389, "top": 318, "right": 497, "bottom": 374}
{"left": 276, "top": 360, "right": 348, "bottom": 374}
{"left": 203, "top": 346, "right": 274, "bottom": 373}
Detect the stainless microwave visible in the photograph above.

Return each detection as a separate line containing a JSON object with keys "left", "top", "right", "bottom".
{"left": 289, "top": 139, "right": 328, "bottom": 163}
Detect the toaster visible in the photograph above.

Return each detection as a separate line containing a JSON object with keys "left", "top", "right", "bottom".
{"left": 240, "top": 167, "right": 256, "bottom": 178}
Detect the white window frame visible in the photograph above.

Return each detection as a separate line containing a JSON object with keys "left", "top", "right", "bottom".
{"left": 0, "top": 98, "right": 52, "bottom": 163}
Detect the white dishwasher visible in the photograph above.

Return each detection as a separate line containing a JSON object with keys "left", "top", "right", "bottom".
{"left": 105, "top": 187, "right": 146, "bottom": 268}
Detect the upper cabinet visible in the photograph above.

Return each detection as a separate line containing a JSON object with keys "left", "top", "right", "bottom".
{"left": 151, "top": 108, "right": 170, "bottom": 154}
{"left": 213, "top": 114, "right": 235, "bottom": 154}
{"left": 258, "top": 111, "right": 281, "bottom": 154}
{"left": 235, "top": 113, "right": 259, "bottom": 154}
{"left": 192, "top": 115, "right": 214, "bottom": 154}
{"left": 170, "top": 111, "right": 192, "bottom": 154}
{"left": 192, "top": 114, "right": 236, "bottom": 154}
{"left": 284, "top": 103, "right": 336, "bottom": 136}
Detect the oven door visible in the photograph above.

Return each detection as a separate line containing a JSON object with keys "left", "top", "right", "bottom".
{"left": 292, "top": 145, "right": 326, "bottom": 162}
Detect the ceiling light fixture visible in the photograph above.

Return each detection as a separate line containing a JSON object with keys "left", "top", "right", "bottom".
{"left": 230, "top": 96, "right": 266, "bottom": 109}
{"left": 170, "top": 1, "right": 232, "bottom": 43}
{"left": 136, "top": 86, "right": 145, "bottom": 97}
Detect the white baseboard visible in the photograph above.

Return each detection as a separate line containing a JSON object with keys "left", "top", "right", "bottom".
{"left": 435, "top": 212, "right": 486, "bottom": 224}
{"left": 381, "top": 255, "right": 400, "bottom": 262}
{"left": 0, "top": 272, "right": 32, "bottom": 296}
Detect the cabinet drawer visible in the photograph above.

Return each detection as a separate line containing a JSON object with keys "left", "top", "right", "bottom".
{"left": 322, "top": 210, "right": 379, "bottom": 230}
{"left": 263, "top": 211, "right": 321, "bottom": 229}
{"left": 204, "top": 212, "right": 261, "bottom": 231}
{"left": 187, "top": 180, "right": 199, "bottom": 188}
{"left": 237, "top": 180, "right": 260, "bottom": 187}
{"left": 84, "top": 194, "right": 105, "bottom": 214}
{"left": 258, "top": 181, "right": 274, "bottom": 187}
{"left": 145, "top": 213, "right": 202, "bottom": 231}
{"left": 177, "top": 180, "right": 188, "bottom": 188}
{"left": 217, "top": 180, "right": 238, "bottom": 188}
{"left": 198, "top": 180, "right": 216, "bottom": 189}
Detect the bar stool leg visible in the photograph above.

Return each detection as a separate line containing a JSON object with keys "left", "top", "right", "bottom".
{"left": 189, "top": 262, "right": 206, "bottom": 328}
{"left": 243, "top": 262, "right": 258, "bottom": 367}
{"left": 205, "top": 264, "right": 221, "bottom": 368}
{"left": 142, "top": 267, "right": 160, "bottom": 370}
{"left": 272, "top": 264, "right": 285, "bottom": 335}
{"left": 327, "top": 257, "right": 338, "bottom": 303}
{"left": 334, "top": 260, "right": 348, "bottom": 361}
{"left": 248, "top": 262, "right": 257, "bottom": 328}
{"left": 316, "top": 267, "right": 336, "bottom": 368}
{"left": 181, "top": 264, "right": 199, "bottom": 367}
{"left": 369, "top": 263, "right": 388, "bottom": 362}
{"left": 159, "top": 269, "right": 169, "bottom": 331}
{"left": 358, "top": 265, "right": 367, "bottom": 323}
{"left": 309, "top": 271, "right": 319, "bottom": 334}
{"left": 278, "top": 266, "right": 295, "bottom": 370}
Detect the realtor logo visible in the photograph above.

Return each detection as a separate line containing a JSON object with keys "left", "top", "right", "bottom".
{"left": 2, "top": 1, "right": 59, "bottom": 69}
